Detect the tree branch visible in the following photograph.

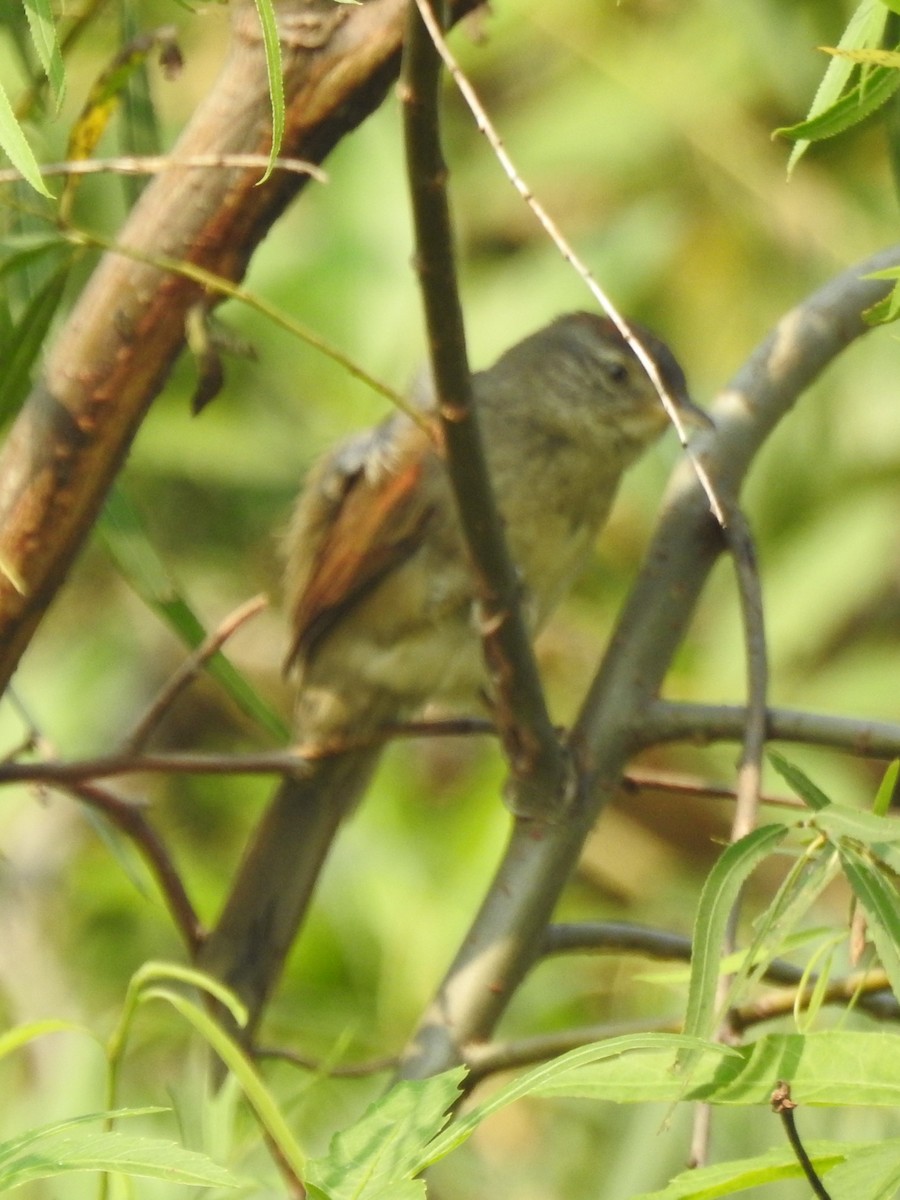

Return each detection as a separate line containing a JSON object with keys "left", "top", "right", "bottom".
{"left": 0, "top": 0, "right": 477, "bottom": 691}
{"left": 400, "top": 0, "right": 571, "bottom": 819}
{"left": 639, "top": 701, "right": 900, "bottom": 759}
{"left": 399, "top": 246, "right": 900, "bottom": 1079}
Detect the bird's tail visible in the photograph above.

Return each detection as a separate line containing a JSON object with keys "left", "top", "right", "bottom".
{"left": 197, "top": 746, "right": 381, "bottom": 1036}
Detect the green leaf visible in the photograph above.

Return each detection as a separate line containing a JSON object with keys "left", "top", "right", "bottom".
{"left": 139, "top": 986, "right": 307, "bottom": 1181}
{"left": 776, "top": 61, "right": 900, "bottom": 147}
{"left": 768, "top": 750, "right": 832, "bottom": 810}
{"left": 629, "top": 1141, "right": 852, "bottom": 1200}
{"left": 307, "top": 1070, "right": 466, "bottom": 1200}
{"left": 825, "top": 1140, "right": 900, "bottom": 1200}
{"left": 22, "top": 0, "right": 66, "bottom": 110}
{"left": 738, "top": 849, "right": 838, "bottom": 1009}
{"left": 779, "top": 0, "right": 888, "bottom": 169}
{"left": 680, "top": 825, "right": 790, "bottom": 1052}
{"left": 873, "top": 759, "right": 900, "bottom": 817}
{"left": 99, "top": 489, "right": 289, "bottom": 742}
{"left": 839, "top": 844, "right": 900, "bottom": 998}
{"left": 536, "top": 1031, "right": 900, "bottom": 1108}
{"left": 0, "top": 1018, "right": 90, "bottom": 1062}
{"left": 253, "top": 0, "right": 285, "bottom": 182}
{"left": 0, "top": 260, "right": 72, "bottom": 424}
{"left": 0, "top": 77, "right": 51, "bottom": 196}
{"left": 0, "top": 1118, "right": 236, "bottom": 1192}
{"left": 419, "top": 1035, "right": 736, "bottom": 1170}
{"left": 822, "top": 45, "right": 900, "bottom": 67}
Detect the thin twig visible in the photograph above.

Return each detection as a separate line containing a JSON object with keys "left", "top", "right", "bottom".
{"left": 639, "top": 701, "right": 900, "bottom": 760}
{"left": 692, "top": 511, "right": 769, "bottom": 1166}
{"left": 623, "top": 768, "right": 804, "bottom": 811}
{"left": 540, "top": 923, "right": 899, "bottom": 1022}
{"left": 409, "top": 0, "right": 727, "bottom": 526}
{"left": 121, "top": 594, "right": 269, "bottom": 753}
{"left": 254, "top": 1045, "right": 397, "bottom": 1078}
{"left": 771, "top": 1082, "right": 833, "bottom": 1200}
{"left": 64, "top": 780, "right": 203, "bottom": 953}
{"left": 0, "top": 154, "right": 328, "bottom": 188}
{"left": 401, "top": 0, "right": 571, "bottom": 819}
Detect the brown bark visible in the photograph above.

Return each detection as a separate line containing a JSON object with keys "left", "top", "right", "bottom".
{"left": 0, "top": 0, "right": 473, "bottom": 687}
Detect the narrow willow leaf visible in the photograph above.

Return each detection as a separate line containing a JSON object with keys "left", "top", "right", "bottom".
{"left": 840, "top": 844, "right": 900, "bottom": 999}
{"left": 253, "top": 0, "right": 285, "bottom": 182}
{"left": 776, "top": 61, "right": 900, "bottom": 147}
{"left": 99, "top": 489, "right": 288, "bottom": 741}
{"left": 629, "top": 1141, "right": 851, "bottom": 1200}
{"left": 0, "top": 260, "right": 71, "bottom": 423}
{"left": 823, "top": 45, "right": 900, "bottom": 67}
{"left": 778, "top": 0, "right": 888, "bottom": 170}
{"left": 419, "top": 1034, "right": 734, "bottom": 1169}
{"left": 138, "top": 986, "right": 306, "bottom": 1181}
{"left": 0, "top": 1122, "right": 236, "bottom": 1191}
{"left": 22, "top": 0, "right": 66, "bottom": 109}
{"left": 873, "top": 759, "right": 900, "bottom": 817}
{"left": 0, "top": 77, "right": 51, "bottom": 196}
{"left": 768, "top": 750, "right": 832, "bottom": 810}
{"left": 0, "top": 1018, "right": 89, "bottom": 1062}
{"left": 537, "top": 1031, "right": 900, "bottom": 1107}
{"left": 680, "top": 825, "right": 790, "bottom": 1053}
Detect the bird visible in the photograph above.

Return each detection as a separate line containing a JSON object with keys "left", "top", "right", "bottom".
{"left": 198, "top": 311, "right": 706, "bottom": 1032}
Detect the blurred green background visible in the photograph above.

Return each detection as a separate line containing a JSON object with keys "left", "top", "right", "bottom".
{"left": 1, "top": 0, "right": 900, "bottom": 1196}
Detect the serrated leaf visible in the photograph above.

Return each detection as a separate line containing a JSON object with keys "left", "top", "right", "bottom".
{"left": 768, "top": 750, "right": 832, "bottom": 810}
{"left": 22, "top": 0, "right": 66, "bottom": 110}
{"left": 0, "top": 76, "right": 51, "bottom": 196}
{"left": 680, "top": 825, "right": 790, "bottom": 1055}
{"left": 307, "top": 1069, "right": 466, "bottom": 1199}
{"left": 825, "top": 1140, "right": 900, "bottom": 1200}
{"left": 780, "top": 0, "right": 888, "bottom": 169}
{"left": 419, "top": 1035, "right": 736, "bottom": 1170}
{"left": 629, "top": 1140, "right": 852, "bottom": 1200}
{"left": 0, "top": 1123, "right": 236, "bottom": 1191}
{"left": 776, "top": 61, "right": 900, "bottom": 147}
{"left": 535, "top": 1031, "right": 900, "bottom": 1107}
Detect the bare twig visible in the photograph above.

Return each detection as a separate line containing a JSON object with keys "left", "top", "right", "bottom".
{"left": 401, "top": 0, "right": 571, "bottom": 820}
{"left": 771, "top": 1082, "right": 833, "bottom": 1200}
{"left": 623, "top": 768, "right": 804, "bottom": 811}
{"left": 254, "top": 1045, "right": 397, "bottom": 1078}
{"left": 64, "top": 780, "right": 202, "bottom": 952}
{"left": 0, "top": 154, "right": 327, "bottom": 187}
{"left": 122, "top": 595, "right": 269, "bottom": 753}
{"left": 407, "top": 0, "right": 727, "bottom": 526}
{"left": 639, "top": 701, "right": 900, "bottom": 760}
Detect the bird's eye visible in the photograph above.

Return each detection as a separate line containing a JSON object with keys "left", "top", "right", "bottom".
{"left": 608, "top": 360, "right": 629, "bottom": 386}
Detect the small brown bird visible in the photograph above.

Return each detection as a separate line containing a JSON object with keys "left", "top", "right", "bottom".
{"left": 200, "top": 312, "right": 706, "bottom": 1027}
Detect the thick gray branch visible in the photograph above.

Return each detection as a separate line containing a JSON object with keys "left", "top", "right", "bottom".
{"left": 399, "top": 247, "right": 900, "bottom": 1079}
